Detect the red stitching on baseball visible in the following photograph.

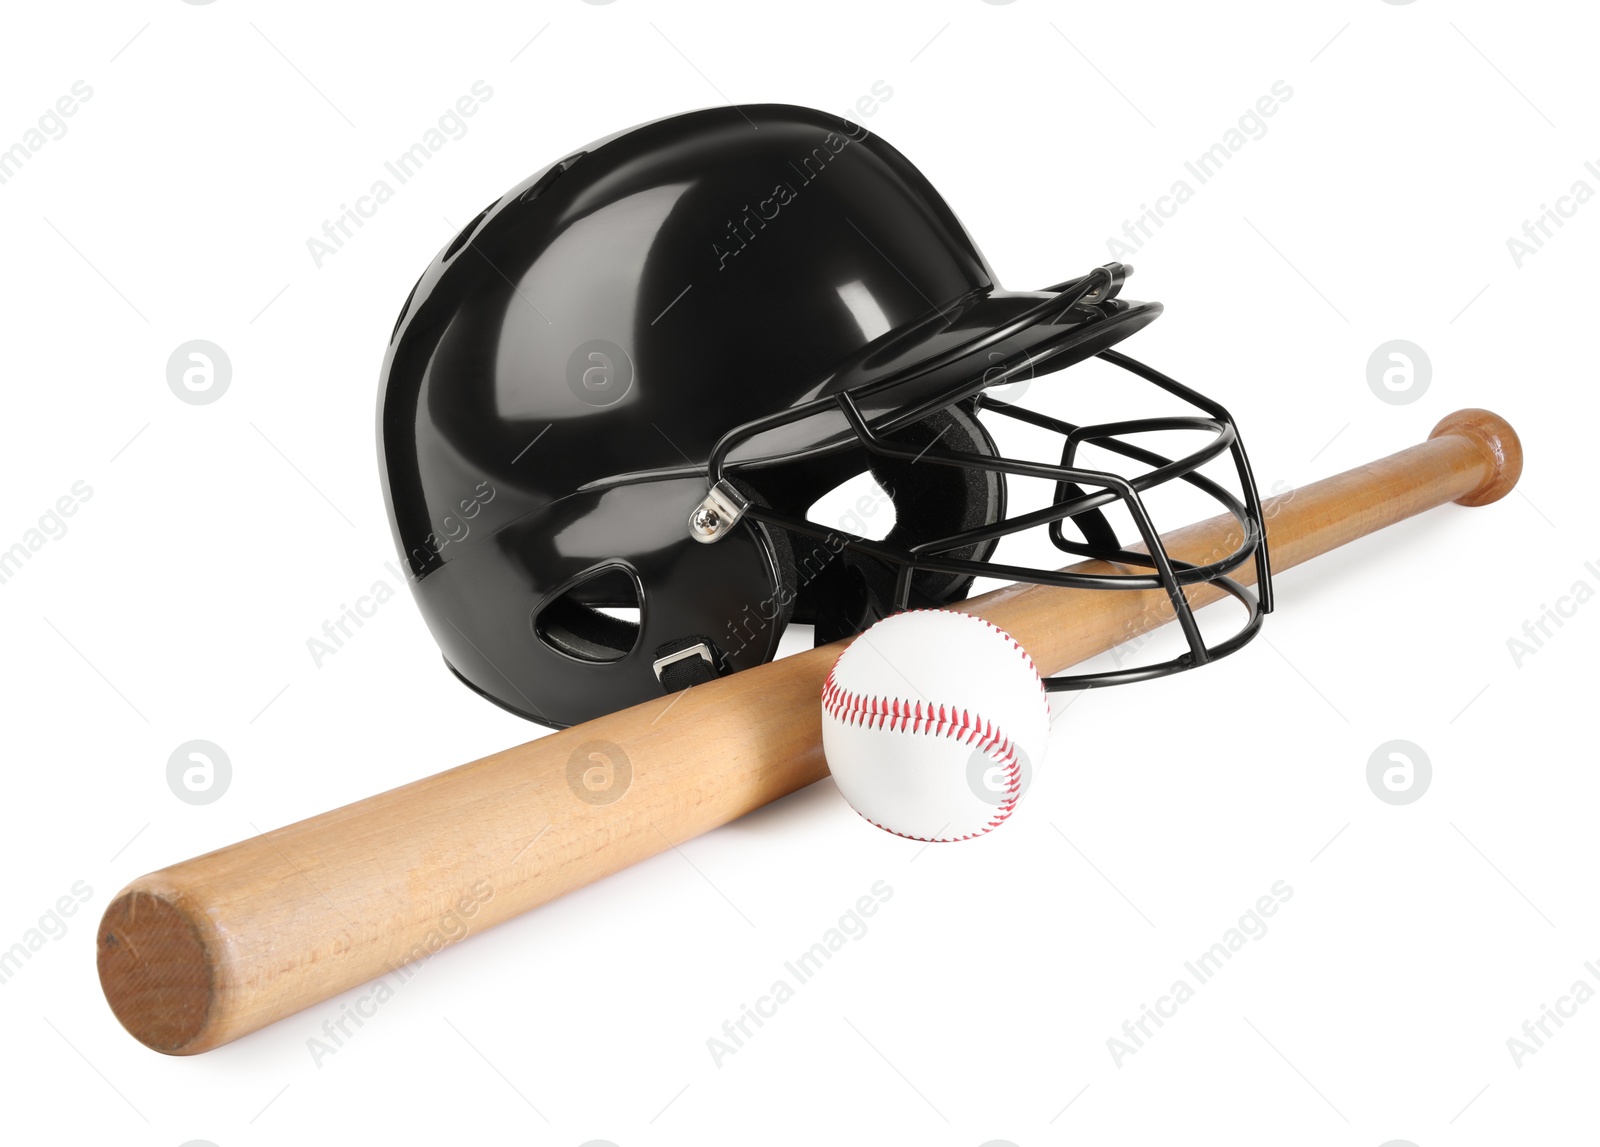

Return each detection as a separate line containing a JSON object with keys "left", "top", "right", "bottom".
{"left": 820, "top": 612, "right": 1042, "bottom": 843}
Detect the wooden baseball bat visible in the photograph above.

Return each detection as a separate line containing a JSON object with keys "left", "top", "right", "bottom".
{"left": 98, "top": 408, "right": 1522, "bottom": 1054}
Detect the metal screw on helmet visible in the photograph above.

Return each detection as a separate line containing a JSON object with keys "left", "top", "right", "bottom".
{"left": 1081, "top": 262, "right": 1131, "bottom": 304}
{"left": 689, "top": 481, "right": 750, "bottom": 543}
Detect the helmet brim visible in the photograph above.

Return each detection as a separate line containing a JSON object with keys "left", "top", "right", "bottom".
{"left": 726, "top": 291, "right": 1162, "bottom": 468}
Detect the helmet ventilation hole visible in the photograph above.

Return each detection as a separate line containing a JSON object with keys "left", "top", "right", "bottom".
{"left": 805, "top": 472, "right": 896, "bottom": 542}
{"left": 389, "top": 271, "right": 425, "bottom": 343}
{"left": 532, "top": 564, "right": 642, "bottom": 664}
{"left": 518, "top": 151, "right": 586, "bottom": 203}
{"left": 442, "top": 202, "right": 494, "bottom": 261}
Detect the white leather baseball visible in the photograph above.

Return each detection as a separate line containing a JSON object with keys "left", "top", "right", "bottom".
{"left": 820, "top": 610, "right": 1051, "bottom": 841}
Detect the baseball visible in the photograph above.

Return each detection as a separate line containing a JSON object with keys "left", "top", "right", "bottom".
{"left": 821, "top": 610, "right": 1051, "bottom": 841}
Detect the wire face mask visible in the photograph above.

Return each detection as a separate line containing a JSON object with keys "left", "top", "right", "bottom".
{"left": 378, "top": 103, "right": 1273, "bottom": 728}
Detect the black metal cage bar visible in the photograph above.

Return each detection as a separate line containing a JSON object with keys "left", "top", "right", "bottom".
{"left": 706, "top": 271, "right": 1274, "bottom": 691}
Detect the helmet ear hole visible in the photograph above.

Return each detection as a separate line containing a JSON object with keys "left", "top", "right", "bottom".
{"left": 532, "top": 564, "right": 643, "bottom": 664}
{"left": 869, "top": 403, "right": 1006, "bottom": 604}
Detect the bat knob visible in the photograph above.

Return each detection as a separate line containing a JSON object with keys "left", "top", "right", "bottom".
{"left": 98, "top": 888, "right": 214, "bottom": 1055}
{"left": 1429, "top": 408, "right": 1523, "bottom": 507}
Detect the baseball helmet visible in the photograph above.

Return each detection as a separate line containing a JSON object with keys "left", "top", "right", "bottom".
{"left": 378, "top": 104, "right": 1273, "bottom": 728}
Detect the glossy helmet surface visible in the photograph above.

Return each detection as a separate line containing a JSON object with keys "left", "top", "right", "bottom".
{"left": 378, "top": 103, "right": 1273, "bottom": 728}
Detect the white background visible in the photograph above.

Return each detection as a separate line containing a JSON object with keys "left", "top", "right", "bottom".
{"left": 1, "top": 1, "right": 1596, "bottom": 1144}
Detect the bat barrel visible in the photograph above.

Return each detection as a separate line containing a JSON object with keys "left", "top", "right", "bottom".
{"left": 97, "top": 409, "right": 1520, "bottom": 1054}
